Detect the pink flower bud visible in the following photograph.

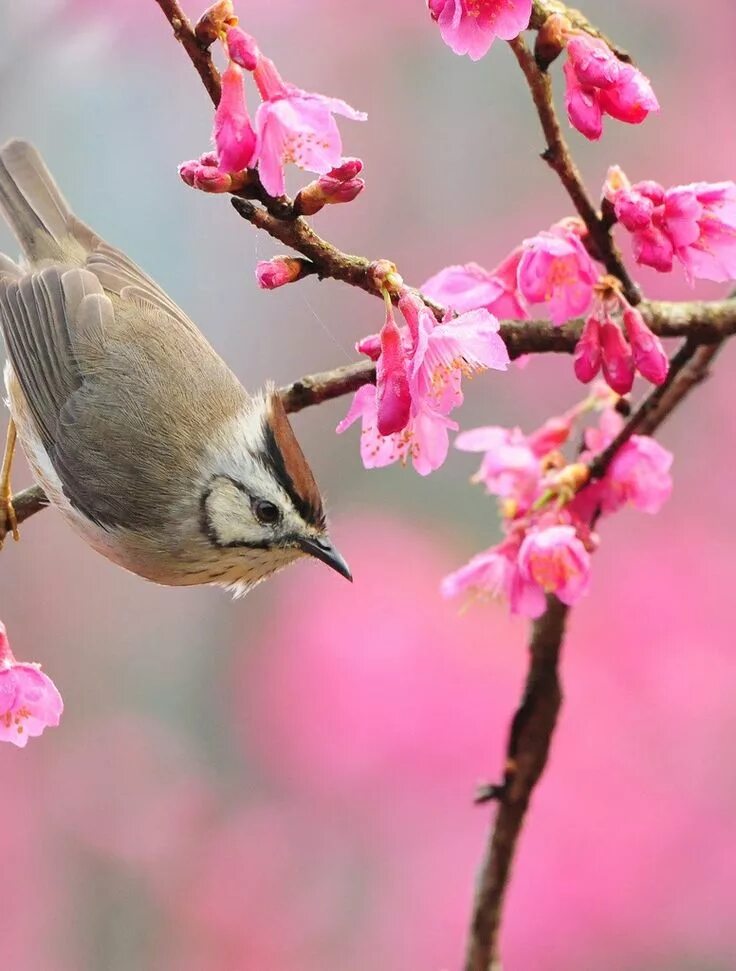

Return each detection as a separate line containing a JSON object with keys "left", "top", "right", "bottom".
{"left": 376, "top": 307, "right": 412, "bottom": 436}
{"left": 213, "top": 62, "right": 258, "bottom": 173}
{"left": 256, "top": 257, "right": 304, "bottom": 290}
{"left": 199, "top": 151, "right": 220, "bottom": 167}
{"left": 622, "top": 307, "right": 669, "bottom": 385}
{"left": 566, "top": 34, "right": 622, "bottom": 89}
{"left": 614, "top": 192, "right": 655, "bottom": 232}
{"left": 179, "top": 160, "right": 243, "bottom": 193}
{"left": 178, "top": 159, "right": 198, "bottom": 187}
{"left": 600, "top": 320, "right": 634, "bottom": 394}
{"left": 328, "top": 157, "right": 363, "bottom": 181}
{"left": 563, "top": 62, "right": 603, "bottom": 140}
{"left": 296, "top": 173, "right": 364, "bottom": 216}
{"left": 226, "top": 26, "right": 259, "bottom": 71}
{"left": 573, "top": 315, "right": 602, "bottom": 383}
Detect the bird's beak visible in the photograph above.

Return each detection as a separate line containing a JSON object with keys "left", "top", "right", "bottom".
{"left": 297, "top": 536, "right": 353, "bottom": 582}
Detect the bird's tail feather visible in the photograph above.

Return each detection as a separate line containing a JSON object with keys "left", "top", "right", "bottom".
{"left": 0, "top": 139, "right": 95, "bottom": 263}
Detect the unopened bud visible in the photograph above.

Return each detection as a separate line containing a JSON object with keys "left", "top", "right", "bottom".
{"left": 356, "top": 333, "right": 382, "bottom": 361}
{"left": 226, "top": 26, "right": 259, "bottom": 71}
{"left": 573, "top": 315, "right": 602, "bottom": 384}
{"left": 295, "top": 173, "right": 365, "bottom": 216}
{"left": 195, "top": 1, "right": 237, "bottom": 46}
{"left": 256, "top": 257, "right": 305, "bottom": 290}
{"left": 370, "top": 260, "right": 404, "bottom": 295}
{"left": 178, "top": 160, "right": 248, "bottom": 193}
{"left": 328, "top": 157, "right": 363, "bottom": 181}
{"left": 622, "top": 306, "right": 669, "bottom": 385}
{"left": 534, "top": 12, "right": 571, "bottom": 69}
{"left": 600, "top": 320, "right": 635, "bottom": 395}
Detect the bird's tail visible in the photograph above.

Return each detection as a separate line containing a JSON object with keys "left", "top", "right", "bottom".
{"left": 0, "top": 139, "right": 95, "bottom": 264}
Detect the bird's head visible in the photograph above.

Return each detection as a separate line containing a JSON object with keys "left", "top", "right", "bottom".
{"left": 199, "top": 389, "right": 351, "bottom": 593}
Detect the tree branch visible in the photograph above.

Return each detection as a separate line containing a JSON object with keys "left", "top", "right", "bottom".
{"left": 153, "top": 0, "right": 222, "bottom": 106}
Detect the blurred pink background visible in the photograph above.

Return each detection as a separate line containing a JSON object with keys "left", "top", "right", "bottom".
{"left": 1, "top": 1, "right": 736, "bottom": 969}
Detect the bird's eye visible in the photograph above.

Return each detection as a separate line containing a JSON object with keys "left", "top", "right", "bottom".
{"left": 252, "top": 498, "right": 281, "bottom": 525}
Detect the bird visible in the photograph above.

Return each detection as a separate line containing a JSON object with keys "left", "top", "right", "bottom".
{"left": 0, "top": 139, "right": 351, "bottom": 594}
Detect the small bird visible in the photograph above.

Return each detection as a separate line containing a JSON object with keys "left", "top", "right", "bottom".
{"left": 0, "top": 139, "right": 351, "bottom": 593}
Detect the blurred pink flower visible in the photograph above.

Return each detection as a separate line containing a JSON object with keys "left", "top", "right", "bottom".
{"left": 0, "top": 623, "right": 62, "bottom": 748}
{"left": 213, "top": 62, "right": 258, "bottom": 173}
{"left": 428, "top": 0, "right": 532, "bottom": 61}
{"left": 455, "top": 425, "right": 541, "bottom": 506}
{"left": 440, "top": 541, "right": 516, "bottom": 600}
{"left": 563, "top": 33, "right": 659, "bottom": 140}
{"left": 518, "top": 220, "right": 598, "bottom": 324}
{"left": 254, "top": 55, "right": 366, "bottom": 197}
{"left": 513, "top": 524, "right": 591, "bottom": 616}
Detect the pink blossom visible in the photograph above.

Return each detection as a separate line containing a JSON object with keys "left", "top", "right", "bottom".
{"left": 513, "top": 525, "right": 591, "bottom": 616}
{"left": 213, "top": 62, "right": 259, "bottom": 173}
{"left": 440, "top": 543, "right": 516, "bottom": 600}
{"left": 428, "top": 0, "right": 532, "bottom": 61}
{"left": 0, "top": 623, "right": 62, "bottom": 747}
{"left": 574, "top": 314, "right": 602, "bottom": 383}
{"left": 518, "top": 221, "right": 597, "bottom": 325}
{"left": 375, "top": 305, "right": 412, "bottom": 436}
{"left": 622, "top": 306, "right": 669, "bottom": 385}
{"left": 599, "top": 320, "right": 634, "bottom": 395}
{"left": 255, "top": 257, "right": 303, "bottom": 290}
{"left": 421, "top": 248, "right": 528, "bottom": 319}
{"left": 408, "top": 301, "right": 510, "bottom": 413}
{"left": 336, "top": 383, "right": 457, "bottom": 476}
{"left": 562, "top": 33, "right": 658, "bottom": 140}
{"left": 253, "top": 56, "right": 366, "bottom": 197}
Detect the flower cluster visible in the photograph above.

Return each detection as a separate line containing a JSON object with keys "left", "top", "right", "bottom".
{"left": 575, "top": 280, "right": 668, "bottom": 393}
{"left": 604, "top": 167, "right": 736, "bottom": 283}
{"left": 180, "top": 2, "right": 366, "bottom": 200}
{"left": 427, "top": 0, "right": 532, "bottom": 61}
{"left": 0, "top": 622, "right": 62, "bottom": 747}
{"left": 338, "top": 280, "right": 510, "bottom": 475}
{"left": 442, "top": 393, "right": 673, "bottom": 617}
{"left": 561, "top": 29, "right": 659, "bottom": 140}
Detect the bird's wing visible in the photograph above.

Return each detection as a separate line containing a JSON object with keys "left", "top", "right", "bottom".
{"left": 0, "top": 264, "right": 248, "bottom": 530}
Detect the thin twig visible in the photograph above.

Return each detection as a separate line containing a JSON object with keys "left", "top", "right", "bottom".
{"left": 153, "top": 0, "right": 222, "bottom": 106}
{"left": 508, "top": 34, "right": 639, "bottom": 304}
{"left": 529, "top": 0, "right": 632, "bottom": 62}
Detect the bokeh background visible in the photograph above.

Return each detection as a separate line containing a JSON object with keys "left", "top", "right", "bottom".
{"left": 1, "top": 1, "right": 736, "bottom": 969}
